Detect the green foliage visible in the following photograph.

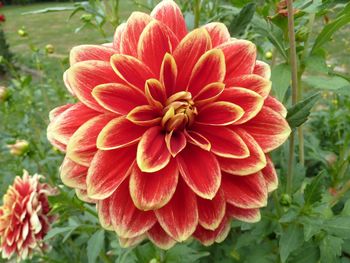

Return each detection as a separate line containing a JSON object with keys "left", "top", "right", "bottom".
{"left": 228, "top": 2, "right": 255, "bottom": 36}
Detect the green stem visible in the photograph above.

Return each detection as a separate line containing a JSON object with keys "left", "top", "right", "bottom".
{"left": 273, "top": 191, "right": 282, "bottom": 217}
{"left": 100, "top": 251, "right": 112, "bottom": 263}
{"left": 194, "top": 0, "right": 201, "bottom": 28}
{"left": 286, "top": 0, "right": 299, "bottom": 194}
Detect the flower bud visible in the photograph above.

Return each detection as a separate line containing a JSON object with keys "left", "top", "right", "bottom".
{"left": 0, "top": 85, "right": 9, "bottom": 102}
{"left": 280, "top": 193, "right": 292, "bottom": 207}
{"left": 149, "top": 259, "right": 159, "bottom": 263}
{"left": 324, "top": 152, "right": 337, "bottom": 166}
{"left": 265, "top": 51, "right": 273, "bottom": 60}
{"left": 17, "top": 29, "right": 28, "bottom": 37}
{"left": 7, "top": 139, "right": 29, "bottom": 156}
{"left": 45, "top": 44, "right": 55, "bottom": 54}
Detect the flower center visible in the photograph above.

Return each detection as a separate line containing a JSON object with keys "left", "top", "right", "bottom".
{"left": 161, "top": 91, "right": 198, "bottom": 132}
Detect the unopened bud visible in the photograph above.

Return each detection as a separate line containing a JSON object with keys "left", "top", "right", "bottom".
{"left": 17, "top": 29, "right": 28, "bottom": 37}
{"left": 280, "top": 193, "right": 292, "bottom": 207}
{"left": 265, "top": 51, "right": 273, "bottom": 60}
{"left": 45, "top": 44, "right": 55, "bottom": 54}
{"left": 0, "top": 86, "right": 9, "bottom": 102}
{"left": 7, "top": 139, "right": 29, "bottom": 156}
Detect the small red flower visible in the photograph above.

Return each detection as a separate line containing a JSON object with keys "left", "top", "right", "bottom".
{"left": 0, "top": 171, "right": 57, "bottom": 260}
{"left": 47, "top": 0, "right": 290, "bottom": 248}
{"left": 0, "top": 14, "right": 5, "bottom": 23}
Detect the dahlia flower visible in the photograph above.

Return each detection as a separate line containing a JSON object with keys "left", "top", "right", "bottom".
{"left": 0, "top": 170, "right": 57, "bottom": 260}
{"left": 47, "top": 0, "right": 290, "bottom": 248}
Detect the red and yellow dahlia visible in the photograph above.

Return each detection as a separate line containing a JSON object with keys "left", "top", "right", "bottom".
{"left": 0, "top": 170, "right": 57, "bottom": 260}
{"left": 47, "top": 0, "right": 290, "bottom": 248}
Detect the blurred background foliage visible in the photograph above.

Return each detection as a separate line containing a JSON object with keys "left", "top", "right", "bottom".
{"left": 1, "top": 0, "right": 350, "bottom": 262}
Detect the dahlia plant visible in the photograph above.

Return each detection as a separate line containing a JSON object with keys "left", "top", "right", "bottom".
{"left": 47, "top": 0, "right": 290, "bottom": 248}
{"left": 0, "top": 170, "right": 57, "bottom": 260}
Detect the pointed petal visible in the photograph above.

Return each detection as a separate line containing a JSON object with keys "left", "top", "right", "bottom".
{"left": 69, "top": 45, "right": 116, "bottom": 65}
{"left": 66, "top": 60, "right": 123, "bottom": 111}
{"left": 219, "top": 87, "right": 264, "bottom": 124}
{"left": 197, "top": 189, "right": 226, "bottom": 230}
{"left": 193, "top": 82, "right": 225, "bottom": 106}
{"left": 184, "top": 130, "right": 211, "bottom": 151}
{"left": 111, "top": 54, "right": 155, "bottom": 90}
{"left": 137, "top": 126, "right": 171, "bottom": 172}
{"left": 160, "top": 53, "right": 178, "bottom": 96}
{"left": 203, "top": 22, "right": 230, "bottom": 47}
{"left": 119, "top": 235, "right": 146, "bottom": 248}
{"left": 173, "top": 28, "right": 212, "bottom": 91}
{"left": 148, "top": 223, "right": 176, "bottom": 250}
{"left": 113, "top": 22, "right": 126, "bottom": 52}
{"left": 86, "top": 146, "right": 136, "bottom": 199}
{"left": 151, "top": 0, "right": 187, "bottom": 40}
{"left": 66, "top": 114, "right": 113, "bottom": 166}
{"left": 60, "top": 157, "right": 87, "bottom": 189}
{"left": 218, "top": 128, "right": 266, "bottom": 176}
{"left": 264, "top": 95, "right": 287, "bottom": 118}
{"left": 145, "top": 78, "right": 167, "bottom": 107}
{"left": 196, "top": 101, "right": 244, "bottom": 126}
{"left": 155, "top": 179, "right": 198, "bottom": 242}
{"left": 187, "top": 49, "right": 225, "bottom": 96}
{"left": 126, "top": 105, "right": 162, "bottom": 126}
{"left": 218, "top": 40, "right": 256, "bottom": 78}
{"left": 97, "top": 199, "right": 113, "bottom": 231}
{"left": 130, "top": 160, "right": 179, "bottom": 210}
{"left": 226, "top": 204, "right": 261, "bottom": 223}
{"left": 177, "top": 144, "right": 221, "bottom": 199}
{"left": 120, "top": 12, "right": 153, "bottom": 57}
{"left": 47, "top": 103, "right": 99, "bottom": 145}
{"left": 49, "top": 104, "right": 73, "bottom": 122}
{"left": 225, "top": 74, "right": 272, "bottom": 98}
{"left": 253, "top": 60, "right": 271, "bottom": 79}
{"left": 76, "top": 189, "right": 96, "bottom": 203}
{"left": 193, "top": 217, "right": 230, "bottom": 246}
{"left": 165, "top": 130, "right": 187, "bottom": 157}
{"left": 241, "top": 106, "right": 291, "bottom": 152}
{"left": 194, "top": 125, "right": 249, "bottom": 159}
{"left": 110, "top": 179, "right": 156, "bottom": 238}
{"left": 222, "top": 172, "right": 268, "bottom": 209}
{"left": 262, "top": 155, "right": 278, "bottom": 192}
{"left": 97, "top": 117, "right": 147, "bottom": 150}
{"left": 92, "top": 83, "right": 147, "bottom": 115}
{"left": 138, "top": 20, "right": 179, "bottom": 75}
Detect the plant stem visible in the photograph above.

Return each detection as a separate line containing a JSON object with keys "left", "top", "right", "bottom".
{"left": 286, "top": 0, "right": 299, "bottom": 194}
{"left": 194, "top": 0, "right": 201, "bottom": 28}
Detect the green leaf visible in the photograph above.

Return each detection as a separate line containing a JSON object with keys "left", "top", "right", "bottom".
{"left": 279, "top": 224, "right": 304, "bottom": 263}
{"left": 286, "top": 93, "right": 320, "bottom": 129}
{"left": 304, "top": 75, "right": 350, "bottom": 90}
{"left": 22, "top": 6, "right": 75, "bottom": 15}
{"left": 289, "top": 242, "right": 319, "bottom": 263}
{"left": 324, "top": 216, "right": 350, "bottom": 238}
{"left": 44, "top": 226, "right": 78, "bottom": 241}
{"left": 87, "top": 230, "right": 105, "bottom": 263}
{"left": 229, "top": 3, "right": 256, "bottom": 36}
{"left": 341, "top": 199, "right": 350, "bottom": 216}
{"left": 271, "top": 63, "right": 291, "bottom": 101}
{"left": 320, "top": 235, "right": 343, "bottom": 263}
{"left": 305, "top": 54, "right": 328, "bottom": 73}
{"left": 165, "top": 245, "right": 210, "bottom": 263}
{"left": 304, "top": 172, "right": 325, "bottom": 206}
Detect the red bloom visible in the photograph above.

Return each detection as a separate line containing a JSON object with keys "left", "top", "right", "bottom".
{"left": 0, "top": 14, "right": 5, "bottom": 23}
{"left": 47, "top": 0, "right": 290, "bottom": 248}
{"left": 0, "top": 171, "right": 57, "bottom": 260}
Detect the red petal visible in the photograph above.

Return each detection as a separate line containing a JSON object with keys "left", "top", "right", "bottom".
{"left": 138, "top": 20, "right": 179, "bottom": 75}
{"left": 60, "top": 157, "right": 87, "bottom": 189}
{"left": 196, "top": 101, "right": 244, "bottom": 126}
{"left": 97, "top": 199, "right": 113, "bottom": 230}
{"left": 137, "top": 126, "right": 171, "bottom": 172}
{"left": 226, "top": 204, "right": 261, "bottom": 223}
{"left": 148, "top": 223, "right": 176, "bottom": 250}
{"left": 66, "top": 114, "right": 113, "bottom": 166}
{"left": 264, "top": 95, "right": 287, "bottom": 118}
{"left": 111, "top": 54, "right": 155, "bottom": 90}
{"left": 219, "top": 87, "right": 264, "bottom": 124}
{"left": 109, "top": 180, "right": 156, "bottom": 238}
{"left": 165, "top": 130, "right": 187, "bottom": 157}
{"left": 160, "top": 53, "right": 178, "bottom": 96}
{"left": 49, "top": 104, "right": 73, "bottom": 122}
{"left": 120, "top": 12, "right": 153, "bottom": 57}
{"left": 177, "top": 144, "right": 221, "bottom": 199}
{"left": 47, "top": 103, "right": 99, "bottom": 145}
{"left": 113, "top": 22, "right": 126, "bottom": 52}
{"left": 253, "top": 60, "right": 271, "bottom": 79}
{"left": 86, "top": 146, "right": 136, "bottom": 199}
{"left": 155, "top": 179, "right": 198, "bottom": 242}
{"left": 262, "top": 155, "right": 278, "bottom": 192}
{"left": 241, "top": 106, "right": 291, "bottom": 152}
{"left": 69, "top": 45, "right": 116, "bottom": 65}
{"left": 145, "top": 78, "right": 167, "bottom": 108}
{"left": 130, "top": 160, "right": 179, "bottom": 210}
{"left": 127, "top": 105, "right": 162, "bottom": 126}
{"left": 173, "top": 28, "right": 212, "bottom": 92}
{"left": 97, "top": 116, "right": 147, "bottom": 150}
{"left": 218, "top": 128, "right": 266, "bottom": 176}
{"left": 193, "top": 82, "right": 225, "bottom": 107}
{"left": 197, "top": 189, "right": 226, "bottom": 230}
{"left": 194, "top": 125, "right": 249, "bottom": 158}
{"left": 184, "top": 130, "right": 211, "bottom": 151}
{"left": 151, "top": 0, "right": 187, "bottom": 40}
{"left": 76, "top": 189, "right": 96, "bottom": 203}
{"left": 203, "top": 22, "right": 230, "bottom": 47}
{"left": 193, "top": 217, "right": 230, "bottom": 246}
{"left": 218, "top": 40, "right": 256, "bottom": 78}
{"left": 119, "top": 235, "right": 146, "bottom": 248}
{"left": 92, "top": 83, "right": 147, "bottom": 115}
{"left": 66, "top": 61, "right": 123, "bottom": 111}
{"left": 222, "top": 172, "right": 268, "bottom": 209}
{"left": 187, "top": 49, "right": 225, "bottom": 96}
{"left": 225, "top": 74, "right": 272, "bottom": 98}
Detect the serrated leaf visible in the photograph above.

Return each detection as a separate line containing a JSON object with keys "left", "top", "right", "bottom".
{"left": 229, "top": 3, "right": 256, "bottom": 36}
{"left": 286, "top": 93, "right": 320, "bottom": 129}
{"left": 324, "top": 216, "right": 350, "bottom": 238}
{"left": 289, "top": 242, "right": 319, "bottom": 263}
{"left": 300, "top": 216, "right": 323, "bottom": 241}
{"left": 279, "top": 224, "right": 304, "bottom": 263}
{"left": 271, "top": 63, "right": 291, "bottom": 101}
{"left": 320, "top": 235, "right": 343, "bottom": 263}
{"left": 87, "top": 230, "right": 105, "bottom": 263}
{"left": 304, "top": 172, "right": 325, "bottom": 206}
